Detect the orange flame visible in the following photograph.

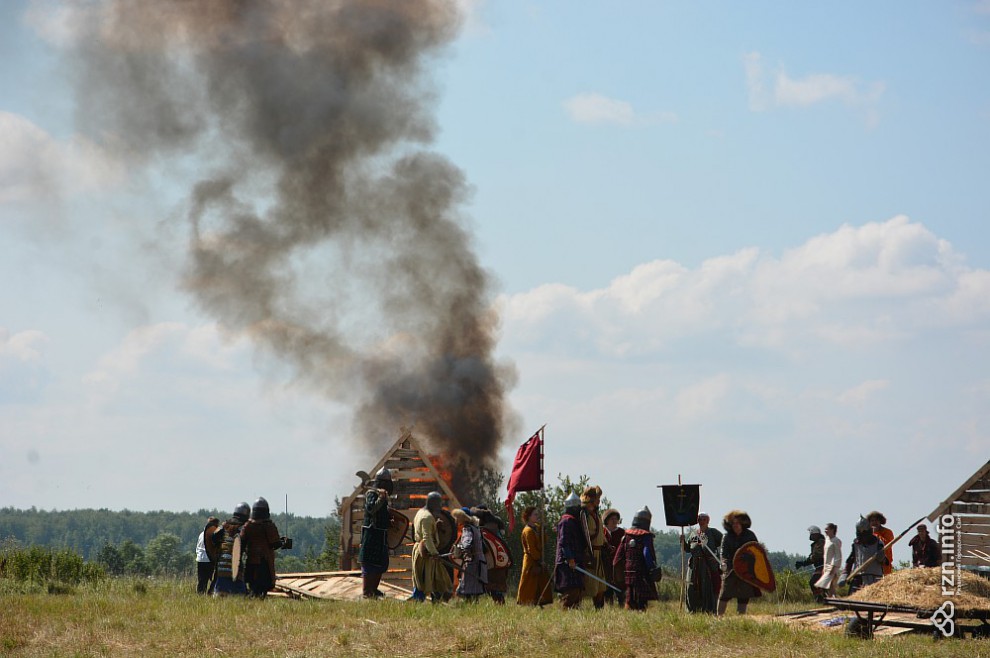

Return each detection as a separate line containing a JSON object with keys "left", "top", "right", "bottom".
{"left": 428, "top": 454, "right": 454, "bottom": 486}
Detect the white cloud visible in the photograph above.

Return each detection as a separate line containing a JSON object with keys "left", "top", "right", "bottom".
{"left": 563, "top": 92, "right": 677, "bottom": 127}
{"left": 744, "top": 52, "right": 884, "bottom": 124}
{"left": 0, "top": 111, "right": 123, "bottom": 203}
{"left": 501, "top": 216, "right": 987, "bottom": 357}
{"left": 0, "top": 328, "right": 48, "bottom": 362}
{"left": 837, "top": 379, "right": 890, "bottom": 406}
{"left": 675, "top": 374, "right": 731, "bottom": 419}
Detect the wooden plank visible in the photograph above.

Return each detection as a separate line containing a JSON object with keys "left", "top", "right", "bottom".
{"left": 953, "top": 501, "right": 990, "bottom": 513}
{"left": 960, "top": 491, "right": 990, "bottom": 504}
{"left": 382, "top": 458, "right": 428, "bottom": 470}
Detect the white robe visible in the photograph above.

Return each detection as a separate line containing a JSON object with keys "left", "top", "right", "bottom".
{"left": 814, "top": 536, "right": 843, "bottom": 589}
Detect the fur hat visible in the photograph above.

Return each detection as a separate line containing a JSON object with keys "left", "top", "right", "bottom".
{"left": 451, "top": 508, "right": 478, "bottom": 526}
{"left": 866, "top": 511, "right": 887, "bottom": 525}
{"left": 581, "top": 485, "right": 603, "bottom": 506}
{"left": 722, "top": 509, "right": 752, "bottom": 532}
{"left": 602, "top": 509, "right": 621, "bottom": 524}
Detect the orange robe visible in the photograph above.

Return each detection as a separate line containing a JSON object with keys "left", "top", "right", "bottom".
{"left": 874, "top": 527, "right": 895, "bottom": 575}
{"left": 516, "top": 523, "right": 552, "bottom": 605}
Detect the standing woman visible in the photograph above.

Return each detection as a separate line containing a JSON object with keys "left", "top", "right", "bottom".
{"left": 516, "top": 506, "right": 552, "bottom": 605}
{"left": 718, "top": 509, "right": 761, "bottom": 616}
{"left": 814, "top": 523, "right": 842, "bottom": 597}
{"left": 452, "top": 508, "right": 487, "bottom": 600}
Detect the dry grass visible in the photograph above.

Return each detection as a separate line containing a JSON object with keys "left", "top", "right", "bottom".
{"left": 847, "top": 567, "right": 990, "bottom": 613}
{"left": 0, "top": 578, "right": 988, "bottom": 657}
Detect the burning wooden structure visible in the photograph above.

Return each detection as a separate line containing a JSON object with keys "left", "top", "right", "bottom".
{"left": 338, "top": 428, "right": 461, "bottom": 590}
{"left": 927, "top": 458, "right": 990, "bottom": 570}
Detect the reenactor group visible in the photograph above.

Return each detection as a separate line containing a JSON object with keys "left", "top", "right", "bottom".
{"left": 195, "top": 497, "right": 290, "bottom": 598}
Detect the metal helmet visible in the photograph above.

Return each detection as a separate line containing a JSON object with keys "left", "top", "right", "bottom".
{"left": 564, "top": 492, "right": 581, "bottom": 511}
{"left": 251, "top": 497, "right": 270, "bottom": 521}
{"left": 426, "top": 491, "right": 443, "bottom": 513}
{"left": 233, "top": 501, "right": 250, "bottom": 522}
{"left": 632, "top": 506, "right": 652, "bottom": 530}
{"left": 375, "top": 467, "right": 394, "bottom": 494}
{"left": 855, "top": 515, "right": 871, "bottom": 536}
{"left": 807, "top": 525, "right": 822, "bottom": 535}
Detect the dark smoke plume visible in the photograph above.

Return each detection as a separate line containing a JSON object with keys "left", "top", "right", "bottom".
{"left": 67, "top": 0, "right": 517, "bottom": 499}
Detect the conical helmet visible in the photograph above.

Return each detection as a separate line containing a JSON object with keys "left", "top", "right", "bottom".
{"left": 632, "top": 505, "right": 652, "bottom": 529}
{"left": 564, "top": 492, "right": 581, "bottom": 510}
{"left": 233, "top": 501, "right": 250, "bottom": 522}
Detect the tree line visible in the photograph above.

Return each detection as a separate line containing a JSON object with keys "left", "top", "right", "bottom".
{"left": 0, "top": 507, "right": 339, "bottom": 575}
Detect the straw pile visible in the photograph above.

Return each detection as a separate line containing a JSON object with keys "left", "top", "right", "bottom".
{"left": 846, "top": 567, "right": 990, "bottom": 614}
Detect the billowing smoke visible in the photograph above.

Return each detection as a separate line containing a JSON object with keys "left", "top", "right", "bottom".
{"left": 66, "top": 0, "right": 517, "bottom": 499}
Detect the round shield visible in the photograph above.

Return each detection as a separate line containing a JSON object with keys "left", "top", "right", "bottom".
{"left": 481, "top": 528, "right": 513, "bottom": 570}
{"left": 732, "top": 541, "right": 776, "bottom": 592}
{"left": 436, "top": 509, "right": 456, "bottom": 554}
{"left": 387, "top": 509, "right": 411, "bottom": 550}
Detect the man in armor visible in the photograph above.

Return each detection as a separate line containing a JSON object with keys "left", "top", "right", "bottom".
{"left": 579, "top": 485, "right": 608, "bottom": 609}
{"left": 682, "top": 511, "right": 722, "bottom": 613}
{"left": 796, "top": 525, "right": 826, "bottom": 602}
{"left": 359, "top": 468, "right": 393, "bottom": 598}
{"left": 614, "top": 506, "right": 660, "bottom": 611}
{"left": 240, "top": 497, "right": 288, "bottom": 598}
{"left": 210, "top": 502, "right": 250, "bottom": 596}
{"left": 554, "top": 492, "right": 585, "bottom": 608}
{"left": 410, "top": 491, "right": 453, "bottom": 602}
{"left": 842, "top": 516, "right": 888, "bottom": 593}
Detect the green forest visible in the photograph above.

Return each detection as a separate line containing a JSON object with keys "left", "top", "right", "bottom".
{"left": 0, "top": 507, "right": 340, "bottom": 576}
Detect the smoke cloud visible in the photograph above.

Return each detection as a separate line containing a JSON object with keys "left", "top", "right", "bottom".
{"left": 65, "top": 0, "right": 517, "bottom": 498}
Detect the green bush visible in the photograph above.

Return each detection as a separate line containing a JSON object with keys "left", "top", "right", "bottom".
{"left": 1, "top": 538, "right": 105, "bottom": 586}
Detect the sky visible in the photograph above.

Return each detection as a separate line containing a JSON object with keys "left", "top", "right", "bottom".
{"left": 1, "top": 0, "right": 989, "bottom": 562}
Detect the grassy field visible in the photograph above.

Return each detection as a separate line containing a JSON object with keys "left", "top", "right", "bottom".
{"left": 1, "top": 579, "right": 987, "bottom": 657}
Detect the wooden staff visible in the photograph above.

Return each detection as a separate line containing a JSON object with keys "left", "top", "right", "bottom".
{"left": 678, "top": 474, "right": 685, "bottom": 611}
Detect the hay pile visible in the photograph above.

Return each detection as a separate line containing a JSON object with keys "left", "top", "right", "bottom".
{"left": 846, "top": 567, "right": 990, "bottom": 614}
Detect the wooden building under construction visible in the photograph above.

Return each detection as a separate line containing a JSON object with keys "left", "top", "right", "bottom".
{"left": 338, "top": 428, "right": 462, "bottom": 590}
{"left": 927, "top": 458, "right": 990, "bottom": 570}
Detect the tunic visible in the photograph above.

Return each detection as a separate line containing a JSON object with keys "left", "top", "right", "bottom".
{"left": 684, "top": 526, "right": 722, "bottom": 613}
{"left": 720, "top": 528, "right": 761, "bottom": 601}
{"left": 412, "top": 508, "right": 452, "bottom": 595}
{"left": 615, "top": 527, "right": 658, "bottom": 609}
{"left": 212, "top": 517, "right": 247, "bottom": 595}
{"left": 240, "top": 518, "right": 281, "bottom": 593}
{"left": 516, "top": 523, "right": 551, "bottom": 605}
{"left": 554, "top": 513, "right": 585, "bottom": 592}
{"left": 580, "top": 508, "right": 608, "bottom": 599}
{"left": 358, "top": 489, "right": 390, "bottom": 574}
{"left": 814, "top": 536, "right": 843, "bottom": 590}
{"left": 455, "top": 523, "right": 487, "bottom": 596}
{"left": 605, "top": 526, "right": 626, "bottom": 591}
{"left": 873, "top": 526, "right": 895, "bottom": 576}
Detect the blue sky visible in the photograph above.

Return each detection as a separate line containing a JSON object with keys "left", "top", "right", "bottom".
{"left": 2, "top": 1, "right": 989, "bottom": 562}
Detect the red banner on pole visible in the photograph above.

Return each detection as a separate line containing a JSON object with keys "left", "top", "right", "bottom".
{"left": 505, "top": 430, "right": 544, "bottom": 531}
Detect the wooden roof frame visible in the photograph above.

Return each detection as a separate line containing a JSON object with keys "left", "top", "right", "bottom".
{"left": 927, "top": 459, "right": 990, "bottom": 522}
{"left": 338, "top": 427, "right": 461, "bottom": 514}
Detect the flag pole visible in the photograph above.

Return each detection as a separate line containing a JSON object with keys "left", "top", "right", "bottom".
{"left": 678, "top": 473, "right": 685, "bottom": 612}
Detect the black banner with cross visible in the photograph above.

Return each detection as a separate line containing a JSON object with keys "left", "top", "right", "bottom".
{"left": 660, "top": 484, "right": 701, "bottom": 527}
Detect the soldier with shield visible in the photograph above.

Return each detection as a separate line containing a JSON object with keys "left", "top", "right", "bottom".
{"left": 240, "top": 497, "right": 289, "bottom": 598}
{"left": 359, "top": 468, "right": 393, "bottom": 599}
{"left": 211, "top": 502, "right": 250, "bottom": 596}
{"left": 717, "top": 509, "right": 761, "bottom": 616}
{"left": 613, "top": 506, "right": 661, "bottom": 611}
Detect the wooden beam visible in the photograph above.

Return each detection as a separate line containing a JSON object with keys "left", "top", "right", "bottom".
{"left": 927, "top": 459, "right": 990, "bottom": 521}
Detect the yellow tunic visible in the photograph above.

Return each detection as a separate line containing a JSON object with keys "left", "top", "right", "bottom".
{"left": 582, "top": 509, "right": 608, "bottom": 598}
{"left": 516, "top": 523, "right": 551, "bottom": 605}
{"left": 411, "top": 507, "right": 452, "bottom": 595}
